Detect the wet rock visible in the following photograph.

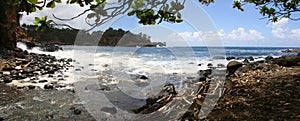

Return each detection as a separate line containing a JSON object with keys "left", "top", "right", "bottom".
{"left": 139, "top": 75, "right": 149, "bottom": 80}
{"left": 19, "top": 74, "right": 27, "bottom": 80}
{"left": 207, "top": 63, "right": 213, "bottom": 67}
{"left": 243, "top": 59, "right": 250, "bottom": 64}
{"left": 28, "top": 85, "right": 36, "bottom": 90}
{"left": 226, "top": 56, "right": 236, "bottom": 60}
{"left": 15, "top": 61, "right": 22, "bottom": 66}
{"left": 23, "top": 41, "right": 36, "bottom": 49}
{"left": 75, "top": 69, "right": 81, "bottom": 71}
{"left": 99, "top": 84, "right": 111, "bottom": 91}
{"left": 2, "top": 66, "right": 14, "bottom": 71}
{"left": 198, "top": 69, "right": 212, "bottom": 78}
{"left": 257, "top": 60, "right": 265, "bottom": 63}
{"left": 44, "top": 84, "right": 54, "bottom": 90}
{"left": 38, "top": 80, "right": 48, "bottom": 83}
{"left": 246, "top": 56, "right": 255, "bottom": 61}
{"left": 67, "top": 58, "right": 73, "bottom": 62}
{"left": 17, "top": 86, "right": 25, "bottom": 89}
{"left": 227, "top": 61, "right": 243, "bottom": 74}
{"left": 69, "top": 107, "right": 76, "bottom": 110}
{"left": 3, "top": 77, "right": 12, "bottom": 83}
{"left": 58, "top": 78, "right": 64, "bottom": 81}
{"left": 198, "top": 77, "right": 206, "bottom": 81}
{"left": 265, "top": 56, "right": 274, "bottom": 62}
{"left": 273, "top": 55, "right": 300, "bottom": 67}
{"left": 41, "top": 44, "right": 63, "bottom": 52}
{"left": 22, "top": 67, "right": 33, "bottom": 74}
{"left": 74, "top": 109, "right": 82, "bottom": 115}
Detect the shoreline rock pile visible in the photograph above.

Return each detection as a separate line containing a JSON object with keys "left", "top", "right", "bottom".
{"left": 0, "top": 50, "right": 74, "bottom": 90}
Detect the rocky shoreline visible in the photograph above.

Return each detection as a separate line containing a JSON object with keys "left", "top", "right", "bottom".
{"left": 0, "top": 49, "right": 99, "bottom": 121}
{"left": 131, "top": 53, "right": 300, "bottom": 120}
{"left": 1, "top": 47, "right": 300, "bottom": 120}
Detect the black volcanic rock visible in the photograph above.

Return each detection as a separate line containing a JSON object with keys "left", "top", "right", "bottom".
{"left": 227, "top": 61, "right": 243, "bottom": 74}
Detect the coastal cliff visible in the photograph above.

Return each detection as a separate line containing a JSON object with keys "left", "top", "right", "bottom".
{"left": 22, "top": 25, "right": 165, "bottom": 47}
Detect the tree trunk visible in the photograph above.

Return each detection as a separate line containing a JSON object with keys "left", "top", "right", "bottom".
{"left": 0, "top": 0, "right": 26, "bottom": 51}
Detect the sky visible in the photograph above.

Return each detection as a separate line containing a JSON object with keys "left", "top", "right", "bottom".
{"left": 20, "top": 0, "right": 300, "bottom": 47}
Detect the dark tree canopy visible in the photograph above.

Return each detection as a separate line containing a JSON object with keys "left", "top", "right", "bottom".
{"left": 15, "top": 0, "right": 300, "bottom": 31}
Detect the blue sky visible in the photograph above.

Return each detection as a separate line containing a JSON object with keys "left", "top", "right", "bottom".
{"left": 20, "top": 0, "right": 300, "bottom": 47}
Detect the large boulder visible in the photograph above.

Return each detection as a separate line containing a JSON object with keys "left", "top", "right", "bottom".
{"left": 227, "top": 61, "right": 243, "bottom": 74}
{"left": 273, "top": 55, "right": 300, "bottom": 67}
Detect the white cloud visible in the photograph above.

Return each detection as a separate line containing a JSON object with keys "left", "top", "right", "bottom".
{"left": 268, "top": 18, "right": 300, "bottom": 40}
{"left": 176, "top": 28, "right": 264, "bottom": 42}
{"left": 20, "top": 1, "right": 96, "bottom": 30}
{"left": 221, "top": 28, "right": 265, "bottom": 41}
{"left": 269, "top": 18, "right": 289, "bottom": 38}
{"left": 290, "top": 29, "right": 300, "bottom": 38}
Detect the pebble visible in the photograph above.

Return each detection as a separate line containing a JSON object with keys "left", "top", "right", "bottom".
{"left": 3, "top": 71, "right": 10, "bottom": 75}
{"left": 15, "top": 66, "right": 22, "bottom": 70}
{"left": 44, "top": 84, "right": 54, "bottom": 90}
{"left": 139, "top": 75, "right": 149, "bottom": 80}
{"left": 3, "top": 77, "right": 12, "bottom": 83}
{"left": 75, "top": 69, "right": 81, "bottom": 71}
{"left": 38, "top": 80, "right": 48, "bottom": 83}
{"left": 207, "top": 63, "right": 213, "bottom": 67}
{"left": 28, "top": 85, "right": 36, "bottom": 90}
{"left": 74, "top": 109, "right": 82, "bottom": 115}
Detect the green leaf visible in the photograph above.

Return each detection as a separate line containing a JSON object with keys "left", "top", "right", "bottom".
{"left": 175, "top": 19, "right": 183, "bottom": 23}
{"left": 41, "top": 16, "right": 47, "bottom": 21}
{"left": 177, "top": 12, "right": 182, "bottom": 18}
{"left": 28, "top": 0, "right": 38, "bottom": 4}
{"left": 46, "top": 20, "right": 53, "bottom": 25}
{"left": 96, "top": 0, "right": 103, "bottom": 4}
{"left": 30, "top": 6, "right": 37, "bottom": 12}
{"left": 34, "top": 17, "right": 40, "bottom": 22}
{"left": 127, "top": 11, "right": 136, "bottom": 16}
{"left": 55, "top": 0, "right": 62, "bottom": 3}
{"left": 36, "top": 26, "right": 42, "bottom": 31}
{"left": 46, "top": 1, "right": 56, "bottom": 8}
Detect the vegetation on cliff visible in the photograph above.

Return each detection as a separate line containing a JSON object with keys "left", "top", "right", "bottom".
{"left": 23, "top": 25, "right": 160, "bottom": 46}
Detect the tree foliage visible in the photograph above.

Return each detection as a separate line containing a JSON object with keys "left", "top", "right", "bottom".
{"left": 15, "top": 0, "right": 300, "bottom": 31}
{"left": 232, "top": 0, "right": 300, "bottom": 22}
